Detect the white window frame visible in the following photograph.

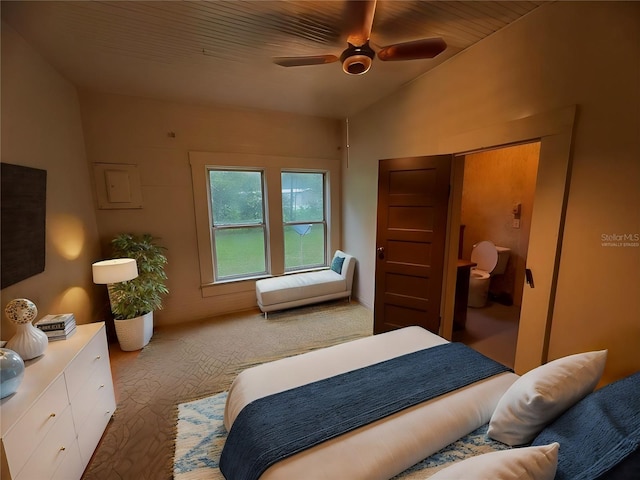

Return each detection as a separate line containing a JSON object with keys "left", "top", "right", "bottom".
{"left": 189, "top": 152, "right": 341, "bottom": 299}
{"left": 209, "top": 167, "right": 268, "bottom": 281}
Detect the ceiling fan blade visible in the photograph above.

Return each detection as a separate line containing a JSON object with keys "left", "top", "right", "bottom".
{"left": 344, "top": 0, "right": 377, "bottom": 46}
{"left": 377, "top": 38, "right": 447, "bottom": 61}
{"left": 273, "top": 55, "right": 339, "bottom": 67}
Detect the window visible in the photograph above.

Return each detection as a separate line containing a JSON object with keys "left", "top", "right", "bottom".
{"left": 190, "top": 151, "right": 341, "bottom": 296}
{"left": 209, "top": 170, "right": 326, "bottom": 279}
{"left": 282, "top": 172, "right": 326, "bottom": 271}
{"left": 209, "top": 169, "right": 266, "bottom": 280}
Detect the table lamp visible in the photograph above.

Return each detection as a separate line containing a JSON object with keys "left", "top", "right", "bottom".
{"left": 92, "top": 258, "right": 139, "bottom": 311}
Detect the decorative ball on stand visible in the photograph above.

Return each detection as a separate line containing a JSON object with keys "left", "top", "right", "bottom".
{"left": 0, "top": 348, "right": 25, "bottom": 399}
{"left": 5, "top": 298, "right": 48, "bottom": 361}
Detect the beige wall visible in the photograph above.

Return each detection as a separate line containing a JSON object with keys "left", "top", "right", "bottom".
{"left": 78, "top": 92, "right": 343, "bottom": 325}
{"left": 343, "top": 2, "right": 639, "bottom": 384}
{"left": 1, "top": 23, "right": 102, "bottom": 339}
{"left": 461, "top": 143, "right": 540, "bottom": 306}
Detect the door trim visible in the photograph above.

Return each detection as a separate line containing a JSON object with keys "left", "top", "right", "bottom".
{"left": 439, "top": 105, "right": 577, "bottom": 375}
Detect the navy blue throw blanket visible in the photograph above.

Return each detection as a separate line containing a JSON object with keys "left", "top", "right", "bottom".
{"left": 220, "top": 342, "right": 511, "bottom": 480}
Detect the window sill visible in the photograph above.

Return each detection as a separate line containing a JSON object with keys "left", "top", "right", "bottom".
{"left": 200, "top": 278, "right": 258, "bottom": 298}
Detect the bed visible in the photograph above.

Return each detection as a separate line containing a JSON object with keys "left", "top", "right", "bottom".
{"left": 222, "top": 327, "right": 518, "bottom": 479}
{"left": 220, "top": 326, "right": 639, "bottom": 480}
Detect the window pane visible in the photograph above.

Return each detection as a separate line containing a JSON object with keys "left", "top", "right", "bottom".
{"left": 284, "top": 224, "right": 325, "bottom": 270}
{"left": 210, "top": 170, "right": 263, "bottom": 225}
{"left": 214, "top": 227, "right": 266, "bottom": 278}
{"left": 281, "top": 172, "right": 324, "bottom": 222}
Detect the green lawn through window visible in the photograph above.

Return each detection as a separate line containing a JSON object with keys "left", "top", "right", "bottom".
{"left": 215, "top": 227, "right": 325, "bottom": 278}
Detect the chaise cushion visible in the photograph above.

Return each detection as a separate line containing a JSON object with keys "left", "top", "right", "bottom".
{"left": 256, "top": 270, "right": 346, "bottom": 306}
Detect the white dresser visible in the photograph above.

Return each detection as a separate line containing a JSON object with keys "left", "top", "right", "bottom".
{"left": 1, "top": 322, "right": 116, "bottom": 480}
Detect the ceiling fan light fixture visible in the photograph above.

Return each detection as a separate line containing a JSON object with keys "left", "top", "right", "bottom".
{"left": 340, "top": 42, "right": 375, "bottom": 75}
{"left": 342, "top": 54, "right": 372, "bottom": 75}
{"left": 274, "top": 3, "right": 446, "bottom": 75}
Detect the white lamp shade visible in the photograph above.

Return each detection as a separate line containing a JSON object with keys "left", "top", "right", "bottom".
{"left": 92, "top": 258, "right": 139, "bottom": 284}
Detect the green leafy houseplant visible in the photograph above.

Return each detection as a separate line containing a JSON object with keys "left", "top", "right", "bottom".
{"left": 109, "top": 234, "right": 169, "bottom": 320}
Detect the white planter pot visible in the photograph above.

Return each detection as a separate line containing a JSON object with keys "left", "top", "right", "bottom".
{"left": 114, "top": 312, "right": 153, "bottom": 351}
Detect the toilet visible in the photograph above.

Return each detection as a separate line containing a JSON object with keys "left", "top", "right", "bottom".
{"left": 468, "top": 241, "right": 510, "bottom": 308}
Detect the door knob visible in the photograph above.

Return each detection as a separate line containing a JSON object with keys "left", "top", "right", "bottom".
{"left": 377, "top": 247, "right": 385, "bottom": 259}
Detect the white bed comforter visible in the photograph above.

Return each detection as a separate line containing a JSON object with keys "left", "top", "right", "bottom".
{"left": 224, "top": 326, "right": 518, "bottom": 480}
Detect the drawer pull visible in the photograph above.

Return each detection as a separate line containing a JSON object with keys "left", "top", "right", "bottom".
{"left": 100, "top": 384, "right": 105, "bottom": 388}
{"left": 59, "top": 446, "right": 66, "bottom": 452}
{"left": 95, "top": 355, "right": 101, "bottom": 360}
{"left": 49, "top": 413, "right": 56, "bottom": 418}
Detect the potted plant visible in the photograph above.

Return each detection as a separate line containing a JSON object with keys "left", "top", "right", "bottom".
{"left": 109, "top": 233, "right": 168, "bottom": 351}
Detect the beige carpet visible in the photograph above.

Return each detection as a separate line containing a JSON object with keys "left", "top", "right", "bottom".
{"left": 83, "top": 301, "right": 372, "bottom": 480}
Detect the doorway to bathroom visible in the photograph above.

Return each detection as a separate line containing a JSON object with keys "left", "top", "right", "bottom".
{"left": 452, "top": 142, "right": 541, "bottom": 369}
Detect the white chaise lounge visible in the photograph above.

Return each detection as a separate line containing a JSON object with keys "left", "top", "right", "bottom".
{"left": 255, "top": 250, "right": 355, "bottom": 317}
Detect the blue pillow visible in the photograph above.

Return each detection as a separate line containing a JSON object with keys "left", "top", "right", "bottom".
{"left": 330, "top": 256, "right": 345, "bottom": 274}
{"left": 532, "top": 371, "right": 640, "bottom": 480}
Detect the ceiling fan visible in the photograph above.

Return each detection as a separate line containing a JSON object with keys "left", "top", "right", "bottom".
{"left": 273, "top": 0, "right": 446, "bottom": 75}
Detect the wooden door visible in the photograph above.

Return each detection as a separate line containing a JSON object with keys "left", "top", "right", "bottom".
{"left": 374, "top": 155, "right": 451, "bottom": 334}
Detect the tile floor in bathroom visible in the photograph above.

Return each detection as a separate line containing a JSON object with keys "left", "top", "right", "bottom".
{"left": 453, "top": 301, "right": 520, "bottom": 369}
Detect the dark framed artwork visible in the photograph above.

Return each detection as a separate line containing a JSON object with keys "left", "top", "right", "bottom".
{"left": 1, "top": 162, "right": 47, "bottom": 289}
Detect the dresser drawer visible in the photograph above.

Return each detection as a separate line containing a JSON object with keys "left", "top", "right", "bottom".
{"left": 64, "top": 330, "right": 110, "bottom": 401}
{"left": 51, "top": 442, "right": 84, "bottom": 480}
{"left": 77, "top": 389, "right": 116, "bottom": 464}
{"left": 3, "top": 375, "right": 69, "bottom": 477}
{"left": 16, "top": 405, "right": 80, "bottom": 480}
{"left": 70, "top": 362, "right": 115, "bottom": 433}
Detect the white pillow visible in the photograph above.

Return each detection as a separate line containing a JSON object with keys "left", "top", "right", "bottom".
{"left": 428, "top": 443, "right": 559, "bottom": 480}
{"left": 488, "top": 350, "right": 607, "bottom": 446}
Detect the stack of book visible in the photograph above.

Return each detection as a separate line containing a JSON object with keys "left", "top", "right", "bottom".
{"left": 35, "top": 313, "right": 77, "bottom": 341}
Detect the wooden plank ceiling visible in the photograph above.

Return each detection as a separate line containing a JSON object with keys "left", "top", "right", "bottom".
{"left": 1, "top": 1, "right": 544, "bottom": 118}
